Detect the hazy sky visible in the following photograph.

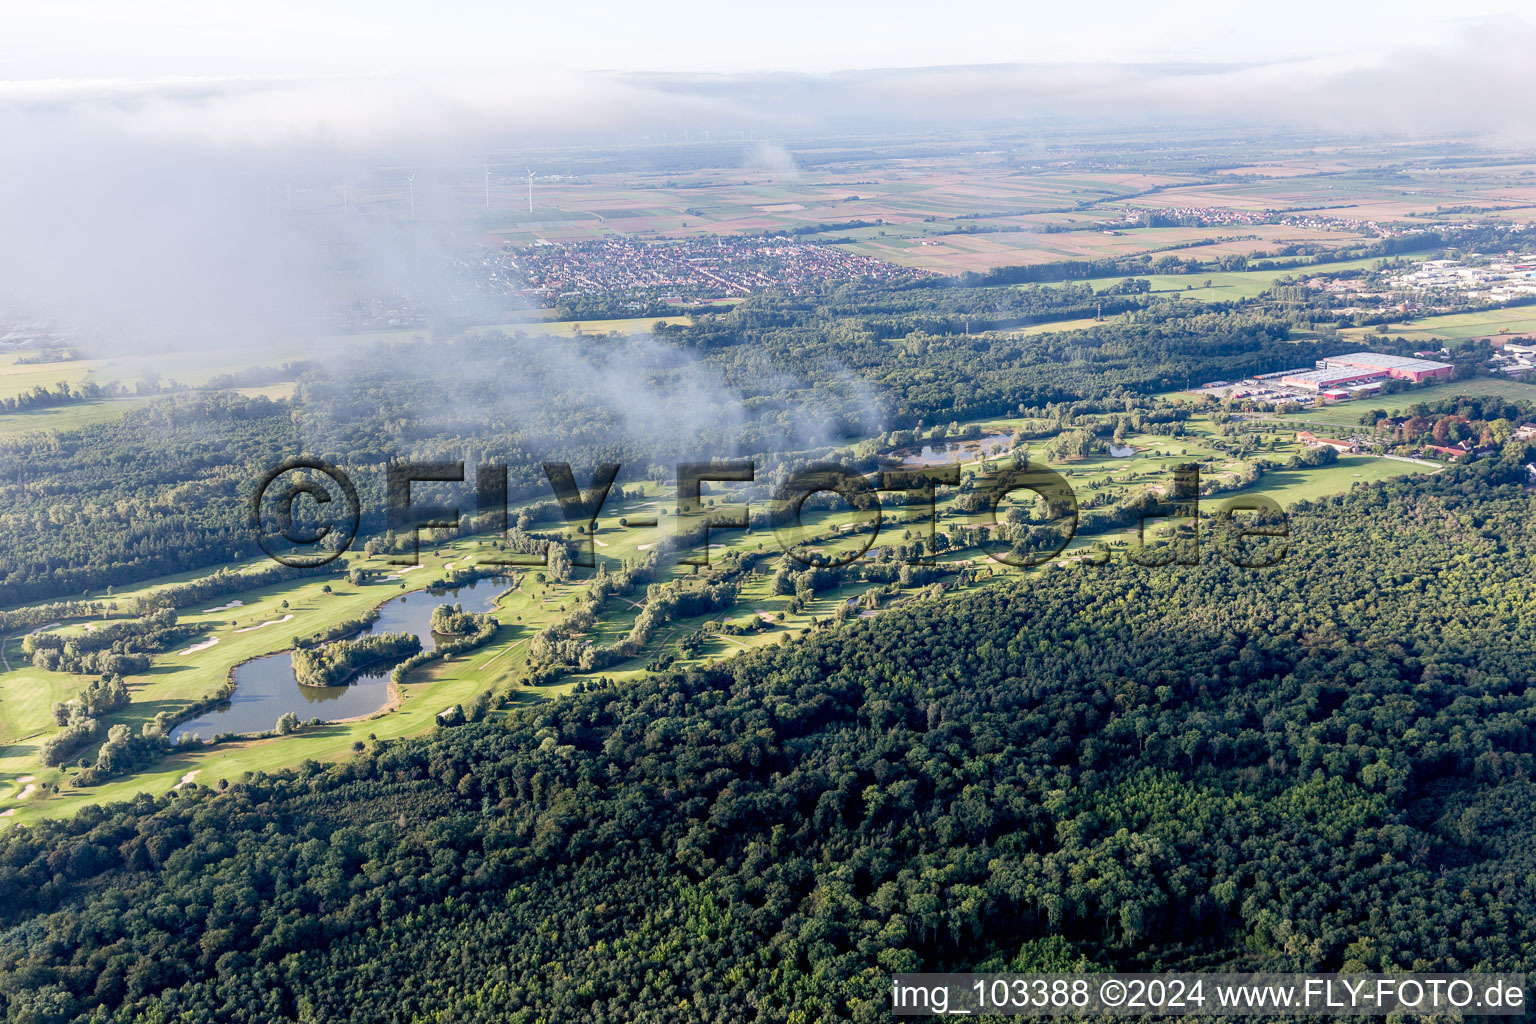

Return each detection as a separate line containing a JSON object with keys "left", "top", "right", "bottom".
{"left": 6, "top": 0, "right": 1536, "bottom": 359}
{"left": 5, "top": 0, "right": 1533, "bottom": 78}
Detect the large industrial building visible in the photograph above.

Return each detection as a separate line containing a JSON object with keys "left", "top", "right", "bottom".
{"left": 1279, "top": 366, "right": 1388, "bottom": 393}
{"left": 1197, "top": 351, "right": 1455, "bottom": 403}
{"left": 1317, "top": 352, "right": 1455, "bottom": 383}
{"left": 1277, "top": 352, "right": 1454, "bottom": 393}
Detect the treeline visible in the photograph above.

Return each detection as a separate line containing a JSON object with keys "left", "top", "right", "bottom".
{"left": 290, "top": 608, "right": 381, "bottom": 650}
{"left": 291, "top": 632, "right": 421, "bottom": 688}
{"left": 37, "top": 710, "right": 99, "bottom": 768}
{"left": 0, "top": 392, "right": 311, "bottom": 606}
{"left": 0, "top": 378, "right": 176, "bottom": 416}
{"left": 430, "top": 602, "right": 490, "bottom": 636}
{"left": 203, "top": 361, "right": 313, "bottom": 390}
{"left": 49, "top": 676, "right": 128, "bottom": 726}
{"left": 23, "top": 608, "right": 194, "bottom": 675}
{"left": 12, "top": 348, "right": 82, "bottom": 364}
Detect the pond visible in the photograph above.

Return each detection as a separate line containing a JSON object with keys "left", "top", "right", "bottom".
{"left": 170, "top": 576, "right": 508, "bottom": 741}
{"left": 889, "top": 432, "right": 1014, "bottom": 468}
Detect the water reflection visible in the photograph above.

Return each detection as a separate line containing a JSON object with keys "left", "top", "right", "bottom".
{"left": 170, "top": 576, "right": 506, "bottom": 740}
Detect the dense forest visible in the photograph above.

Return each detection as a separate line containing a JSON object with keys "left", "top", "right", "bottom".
{"left": 3, "top": 460, "right": 1536, "bottom": 1022}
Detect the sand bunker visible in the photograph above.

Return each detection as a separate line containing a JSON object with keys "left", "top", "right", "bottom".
{"left": 235, "top": 614, "right": 294, "bottom": 633}
{"left": 178, "top": 637, "right": 220, "bottom": 655}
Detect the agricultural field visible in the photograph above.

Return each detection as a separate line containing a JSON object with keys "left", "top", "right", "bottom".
{"left": 838, "top": 223, "right": 1364, "bottom": 274}
{"left": 0, "top": 346, "right": 313, "bottom": 435}
{"left": 1092, "top": 167, "right": 1536, "bottom": 220}
{"left": 1060, "top": 252, "right": 1430, "bottom": 302}
{"left": 0, "top": 314, "right": 675, "bottom": 437}
{"left": 466, "top": 161, "right": 1409, "bottom": 273}
{"left": 332, "top": 313, "right": 693, "bottom": 349}
{"left": 0, "top": 353, "right": 106, "bottom": 402}
{"left": 0, "top": 347, "right": 315, "bottom": 398}
{"left": 1343, "top": 307, "right": 1536, "bottom": 345}
{"left": 0, "top": 396, "right": 154, "bottom": 438}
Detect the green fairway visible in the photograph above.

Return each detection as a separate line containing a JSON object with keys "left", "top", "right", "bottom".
{"left": 1228, "top": 454, "right": 1436, "bottom": 506}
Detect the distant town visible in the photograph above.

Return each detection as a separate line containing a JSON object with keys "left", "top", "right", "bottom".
{"left": 325, "top": 236, "right": 932, "bottom": 330}
{"left": 505, "top": 235, "right": 933, "bottom": 305}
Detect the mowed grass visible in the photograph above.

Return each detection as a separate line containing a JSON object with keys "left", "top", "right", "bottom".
{"left": 0, "top": 472, "right": 690, "bottom": 824}
{"left": 0, "top": 640, "right": 85, "bottom": 750}
{"left": 1277, "top": 378, "right": 1536, "bottom": 423}
{"left": 1224, "top": 454, "right": 1435, "bottom": 507}
{"left": 1344, "top": 308, "right": 1536, "bottom": 343}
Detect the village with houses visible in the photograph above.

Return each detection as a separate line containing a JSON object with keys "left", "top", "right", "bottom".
{"left": 505, "top": 235, "right": 932, "bottom": 304}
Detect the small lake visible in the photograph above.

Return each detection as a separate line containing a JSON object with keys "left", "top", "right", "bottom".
{"left": 171, "top": 576, "right": 507, "bottom": 741}
{"left": 890, "top": 432, "right": 1013, "bottom": 468}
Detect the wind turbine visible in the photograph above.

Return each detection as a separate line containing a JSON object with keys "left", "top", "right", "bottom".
{"left": 342, "top": 184, "right": 350, "bottom": 214}
{"left": 406, "top": 172, "right": 416, "bottom": 219}
{"left": 483, "top": 165, "right": 491, "bottom": 209}
{"left": 525, "top": 168, "right": 534, "bottom": 214}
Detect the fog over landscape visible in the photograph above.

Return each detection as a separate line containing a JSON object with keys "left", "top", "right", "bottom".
{"left": 4, "top": 14, "right": 1536, "bottom": 360}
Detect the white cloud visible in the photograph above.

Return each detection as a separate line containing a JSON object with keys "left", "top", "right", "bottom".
{"left": 2, "top": 18, "right": 1535, "bottom": 360}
